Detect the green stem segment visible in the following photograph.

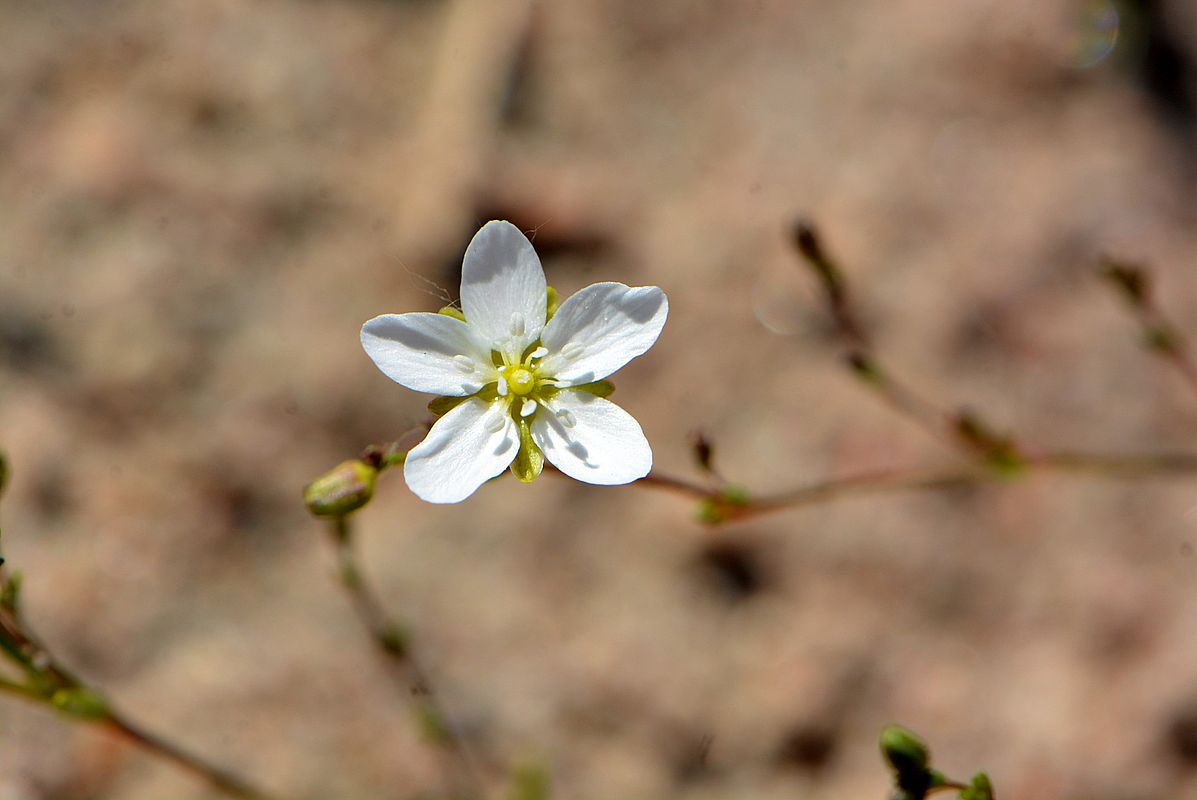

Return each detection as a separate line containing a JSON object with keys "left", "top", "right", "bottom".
{"left": 328, "top": 517, "right": 485, "bottom": 799}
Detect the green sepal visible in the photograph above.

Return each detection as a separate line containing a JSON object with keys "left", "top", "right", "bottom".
{"left": 429, "top": 395, "right": 469, "bottom": 417}
{"left": 545, "top": 286, "right": 560, "bottom": 322}
{"left": 438, "top": 305, "right": 466, "bottom": 322}
{"left": 573, "top": 380, "right": 614, "bottom": 398}
{"left": 511, "top": 418, "right": 544, "bottom": 483}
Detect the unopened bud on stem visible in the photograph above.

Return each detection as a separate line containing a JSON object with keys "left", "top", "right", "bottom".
{"left": 880, "top": 724, "right": 930, "bottom": 779}
{"left": 303, "top": 460, "right": 377, "bottom": 517}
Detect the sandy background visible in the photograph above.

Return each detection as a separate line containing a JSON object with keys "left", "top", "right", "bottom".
{"left": 2, "top": 1, "right": 1197, "bottom": 798}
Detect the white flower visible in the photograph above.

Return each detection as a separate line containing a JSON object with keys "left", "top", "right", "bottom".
{"left": 361, "top": 220, "right": 669, "bottom": 503}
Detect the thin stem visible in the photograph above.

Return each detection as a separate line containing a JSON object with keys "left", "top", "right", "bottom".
{"left": 631, "top": 448, "right": 1197, "bottom": 525}
{"left": 791, "top": 222, "right": 995, "bottom": 455}
{"left": 1165, "top": 348, "right": 1197, "bottom": 401}
{"left": 103, "top": 710, "right": 277, "bottom": 800}
{"left": 1099, "top": 257, "right": 1197, "bottom": 405}
{"left": 0, "top": 598, "right": 278, "bottom": 800}
{"left": 328, "top": 517, "right": 485, "bottom": 799}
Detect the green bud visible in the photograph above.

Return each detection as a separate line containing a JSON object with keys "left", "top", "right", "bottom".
{"left": 961, "top": 772, "right": 994, "bottom": 800}
{"left": 50, "top": 686, "right": 111, "bottom": 721}
{"left": 438, "top": 305, "right": 466, "bottom": 322}
{"left": 303, "top": 460, "right": 377, "bottom": 517}
{"left": 880, "top": 725, "right": 930, "bottom": 775}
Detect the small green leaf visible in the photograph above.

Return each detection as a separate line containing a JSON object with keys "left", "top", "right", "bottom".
{"left": 437, "top": 305, "right": 466, "bottom": 322}
{"left": 511, "top": 419, "right": 544, "bottom": 483}
{"left": 573, "top": 380, "right": 614, "bottom": 398}
{"left": 429, "top": 395, "right": 468, "bottom": 416}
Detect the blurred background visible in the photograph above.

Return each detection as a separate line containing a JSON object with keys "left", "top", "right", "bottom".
{"left": 2, "top": 0, "right": 1197, "bottom": 797}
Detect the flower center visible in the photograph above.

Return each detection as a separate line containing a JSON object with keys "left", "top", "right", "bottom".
{"left": 507, "top": 367, "right": 536, "bottom": 396}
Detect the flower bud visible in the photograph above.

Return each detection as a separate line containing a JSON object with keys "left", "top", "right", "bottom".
{"left": 880, "top": 725, "right": 930, "bottom": 775}
{"left": 303, "top": 460, "right": 377, "bottom": 517}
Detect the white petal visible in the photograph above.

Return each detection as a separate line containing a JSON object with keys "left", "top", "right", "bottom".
{"left": 539, "top": 283, "right": 668, "bottom": 385}
{"left": 404, "top": 398, "right": 518, "bottom": 503}
{"left": 460, "top": 221, "right": 547, "bottom": 356}
{"left": 531, "top": 390, "right": 652, "bottom": 485}
{"left": 361, "top": 313, "right": 493, "bottom": 396}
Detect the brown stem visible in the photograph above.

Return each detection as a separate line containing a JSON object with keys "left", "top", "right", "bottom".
{"left": 0, "top": 565, "right": 277, "bottom": 800}
{"left": 631, "top": 449, "right": 1197, "bottom": 525}
{"left": 328, "top": 518, "right": 485, "bottom": 799}
{"left": 103, "top": 710, "right": 278, "bottom": 800}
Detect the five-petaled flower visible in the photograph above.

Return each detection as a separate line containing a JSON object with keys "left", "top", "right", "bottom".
{"left": 361, "top": 220, "right": 669, "bottom": 503}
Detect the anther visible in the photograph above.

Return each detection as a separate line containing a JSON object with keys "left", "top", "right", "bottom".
{"left": 530, "top": 346, "right": 548, "bottom": 359}
{"left": 497, "top": 376, "right": 509, "bottom": 396}
{"left": 510, "top": 312, "right": 526, "bottom": 338}
{"left": 452, "top": 355, "right": 476, "bottom": 374}
{"left": 561, "top": 342, "right": 585, "bottom": 360}
{"left": 520, "top": 399, "right": 537, "bottom": 417}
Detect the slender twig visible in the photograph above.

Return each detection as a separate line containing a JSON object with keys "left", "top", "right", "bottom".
{"left": 327, "top": 517, "right": 485, "bottom": 799}
{"left": 791, "top": 221, "right": 985, "bottom": 453}
{"left": 0, "top": 574, "right": 278, "bottom": 800}
{"left": 629, "top": 449, "right": 1197, "bottom": 525}
{"left": 104, "top": 711, "right": 276, "bottom": 800}
{"left": 1100, "top": 256, "right": 1197, "bottom": 403}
